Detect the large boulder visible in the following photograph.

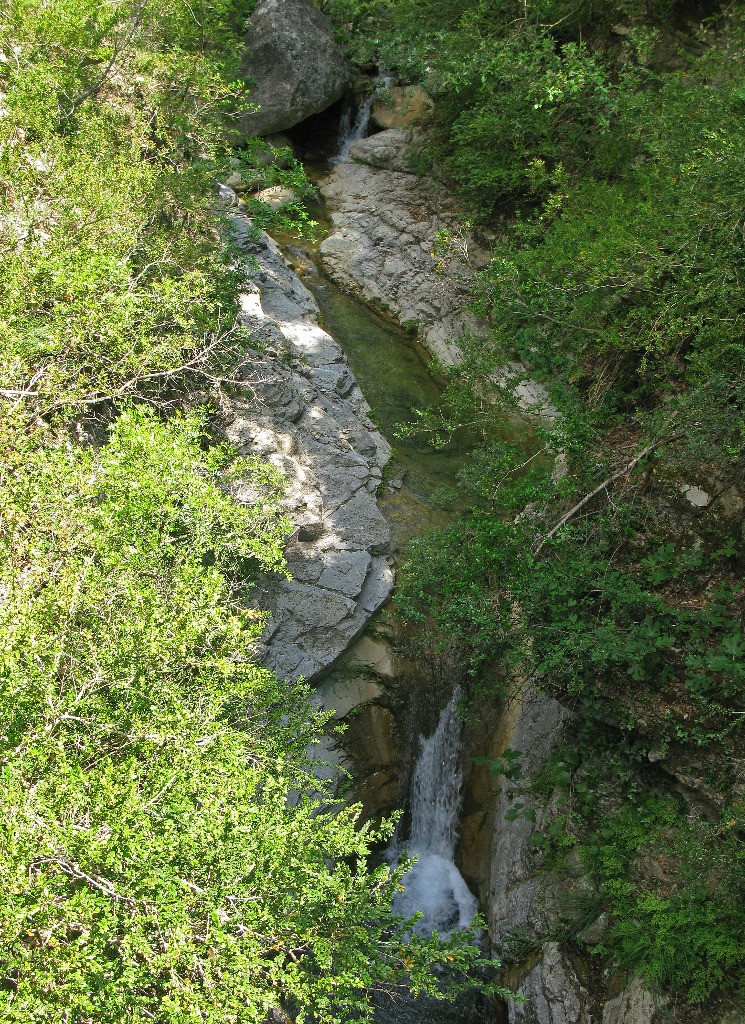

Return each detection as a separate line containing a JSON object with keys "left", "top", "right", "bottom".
{"left": 240, "top": 0, "right": 352, "bottom": 137}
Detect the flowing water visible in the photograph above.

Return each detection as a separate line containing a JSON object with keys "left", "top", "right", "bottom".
{"left": 272, "top": 128, "right": 504, "bottom": 1021}
{"left": 331, "top": 72, "right": 394, "bottom": 165}
{"left": 388, "top": 688, "right": 479, "bottom": 938}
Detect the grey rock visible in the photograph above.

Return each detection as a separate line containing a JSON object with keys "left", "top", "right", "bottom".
{"left": 240, "top": 0, "right": 352, "bottom": 137}
{"left": 224, "top": 217, "right": 394, "bottom": 683}
{"left": 348, "top": 129, "right": 417, "bottom": 173}
{"left": 317, "top": 549, "right": 372, "bottom": 598}
{"left": 717, "top": 485, "right": 744, "bottom": 518}
{"left": 508, "top": 944, "right": 588, "bottom": 1024}
{"left": 320, "top": 131, "right": 558, "bottom": 420}
{"left": 601, "top": 977, "right": 658, "bottom": 1024}
{"left": 489, "top": 682, "right": 568, "bottom": 945}
{"left": 327, "top": 490, "right": 391, "bottom": 554}
{"left": 320, "top": 130, "right": 488, "bottom": 367}
{"left": 358, "top": 555, "right": 395, "bottom": 613}
{"left": 576, "top": 912, "right": 608, "bottom": 945}
{"left": 680, "top": 482, "right": 712, "bottom": 507}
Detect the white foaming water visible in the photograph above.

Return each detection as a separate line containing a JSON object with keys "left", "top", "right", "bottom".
{"left": 389, "top": 688, "right": 479, "bottom": 937}
{"left": 331, "top": 72, "right": 394, "bottom": 166}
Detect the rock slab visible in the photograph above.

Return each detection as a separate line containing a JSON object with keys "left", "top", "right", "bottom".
{"left": 320, "top": 130, "right": 556, "bottom": 417}
{"left": 240, "top": 0, "right": 352, "bottom": 137}
{"left": 225, "top": 203, "right": 393, "bottom": 682}
{"left": 319, "top": 130, "right": 489, "bottom": 366}
{"left": 508, "top": 944, "right": 588, "bottom": 1024}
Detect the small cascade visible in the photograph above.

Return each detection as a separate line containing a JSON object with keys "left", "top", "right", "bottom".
{"left": 389, "top": 688, "right": 479, "bottom": 937}
{"left": 331, "top": 72, "right": 394, "bottom": 165}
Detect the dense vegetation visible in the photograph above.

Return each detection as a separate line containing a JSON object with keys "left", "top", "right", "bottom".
{"left": 324, "top": 0, "right": 745, "bottom": 1008}
{"left": 0, "top": 1, "right": 500, "bottom": 1019}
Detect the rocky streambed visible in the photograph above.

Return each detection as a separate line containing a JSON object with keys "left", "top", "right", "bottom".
{"left": 223, "top": 7, "right": 703, "bottom": 1008}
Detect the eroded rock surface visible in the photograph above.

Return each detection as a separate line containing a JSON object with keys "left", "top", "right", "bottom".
{"left": 489, "top": 682, "right": 568, "bottom": 946}
{"left": 240, "top": 0, "right": 352, "bottom": 137}
{"left": 508, "top": 944, "right": 589, "bottom": 1024}
{"left": 601, "top": 977, "right": 658, "bottom": 1024}
{"left": 319, "top": 131, "right": 555, "bottom": 418}
{"left": 225, "top": 208, "right": 393, "bottom": 682}
{"left": 319, "top": 130, "right": 488, "bottom": 366}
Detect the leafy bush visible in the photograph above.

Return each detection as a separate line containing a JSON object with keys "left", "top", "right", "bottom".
{"left": 0, "top": 408, "right": 498, "bottom": 1021}
{"left": 528, "top": 739, "right": 745, "bottom": 1002}
{"left": 0, "top": 0, "right": 505, "bottom": 1017}
{"left": 591, "top": 799, "right": 745, "bottom": 1002}
{"left": 339, "top": 0, "right": 745, "bottom": 1008}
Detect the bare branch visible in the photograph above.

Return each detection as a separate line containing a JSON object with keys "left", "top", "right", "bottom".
{"left": 534, "top": 431, "right": 681, "bottom": 555}
{"left": 67, "top": 1, "right": 148, "bottom": 113}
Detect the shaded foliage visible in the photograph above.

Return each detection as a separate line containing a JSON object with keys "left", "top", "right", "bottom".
{"left": 0, "top": 0, "right": 505, "bottom": 1018}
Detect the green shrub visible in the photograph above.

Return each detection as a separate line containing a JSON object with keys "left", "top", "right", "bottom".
{"left": 0, "top": 0, "right": 506, "bottom": 1016}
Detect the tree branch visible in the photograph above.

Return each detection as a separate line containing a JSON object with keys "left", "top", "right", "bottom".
{"left": 534, "top": 431, "right": 681, "bottom": 555}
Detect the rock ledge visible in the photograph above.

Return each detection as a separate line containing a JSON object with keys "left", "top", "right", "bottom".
{"left": 225, "top": 205, "right": 393, "bottom": 682}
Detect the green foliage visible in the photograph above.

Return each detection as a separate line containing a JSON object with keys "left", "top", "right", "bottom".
{"left": 528, "top": 738, "right": 745, "bottom": 1001}
{"left": 474, "top": 748, "right": 524, "bottom": 782}
{"left": 0, "top": 0, "right": 313, "bottom": 420}
{"left": 341, "top": 0, "right": 745, "bottom": 1008}
{"left": 524, "top": 517, "right": 744, "bottom": 738}
{"left": 399, "top": 462, "right": 744, "bottom": 742}
{"left": 0, "top": 408, "right": 499, "bottom": 1021}
{"left": 325, "top": 3, "right": 664, "bottom": 214}
{"left": 0, "top": 0, "right": 505, "bottom": 1017}
{"left": 395, "top": 518, "right": 519, "bottom": 676}
{"left": 590, "top": 797, "right": 745, "bottom": 1002}
{"left": 392, "top": 13, "right": 745, "bottom": 732}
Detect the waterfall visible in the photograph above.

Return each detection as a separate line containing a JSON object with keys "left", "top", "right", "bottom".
{"left": 331, "top": 72, "right": 394, "bottom": 166}
{"left": 389, "top": 688, "right": 479, "bottom": 937}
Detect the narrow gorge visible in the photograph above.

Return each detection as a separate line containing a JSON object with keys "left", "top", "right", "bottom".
{"left": 224, "top": 38, "right": 604, "bottom": 1024}
{"left": 230, "top": 1, "right": 745, "bottom": 1021}
{"left": 4, "top": 0, "right": 742, "bottom": 1019}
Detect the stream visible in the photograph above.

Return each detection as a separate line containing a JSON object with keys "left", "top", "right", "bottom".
{"left": 270, "top": 105, "right": 502, "bottom": 1022}
{"left": 282, "top": 236, "right": 475, "bottom": 550}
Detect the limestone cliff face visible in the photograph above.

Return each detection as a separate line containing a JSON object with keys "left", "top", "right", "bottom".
{"left": 461, "top": 681, "right": 669, "bottom": 1024}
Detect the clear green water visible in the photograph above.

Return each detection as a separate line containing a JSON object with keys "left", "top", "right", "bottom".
{"left": 279, "top": 239, "right": 473, "bottom": 551}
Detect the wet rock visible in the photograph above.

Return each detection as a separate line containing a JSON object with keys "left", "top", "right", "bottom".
{"left": 225, "top": 218, "right": 394, "bottom": 682}
{"left": 239, "top": 0, "right": 352, "bottom": 137}
{"left": 488, "top": 682, "right": 568, "bottom": 946}
{"left": 345, "top": 634, "right": 396, "bottom": 678}
{"left": 601, "top": 976, "right": 658, "bottom": 1024}
{"left": 313, "top": 674, "right": 384, "bottom": 720}
{"left": 371, "top": 85, "right": 434, "bottom": 130}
